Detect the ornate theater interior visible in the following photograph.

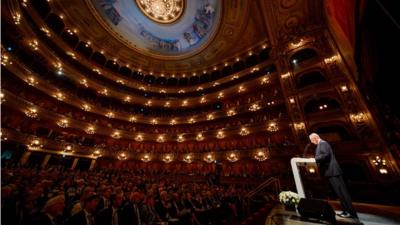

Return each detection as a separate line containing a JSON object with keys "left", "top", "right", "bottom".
{"left": 1, "top": 0, "right": 400, "bottom": 225}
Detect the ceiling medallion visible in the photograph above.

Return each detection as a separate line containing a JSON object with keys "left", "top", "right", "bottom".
{"left": 136, "top": 0, "right": 185, "bottom": 24}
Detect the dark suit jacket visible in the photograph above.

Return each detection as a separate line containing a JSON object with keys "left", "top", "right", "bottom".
{"left": 65, "top": 210, "right": 90, "bottom": 225}
{"left": 119, "top": 202, "right": 141, "bottom": 225}
{"left": 315, "top": 140, "right": 343, "bottom": 177}
{"left": 30, "top": 213, "right": 55, "bottom": 225}
{"left": 95, "top": 207, "right": 121, "bottom": 225}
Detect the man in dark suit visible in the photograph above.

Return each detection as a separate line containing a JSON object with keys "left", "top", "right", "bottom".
{"left": 309, "top": 133, "right": 358, "bottom": 219}
{"left": 95, "top": 193, "right": 124, "bottom": 225}
{"left": 30, "top": 194, "right": 65, "bottom": 225}
{"left": 66, "top": 193, "right": 100, "bottom": 225}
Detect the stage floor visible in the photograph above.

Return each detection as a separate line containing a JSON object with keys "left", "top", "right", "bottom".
{"left": 265, "top": 202, "right": 400, "bottom": 225}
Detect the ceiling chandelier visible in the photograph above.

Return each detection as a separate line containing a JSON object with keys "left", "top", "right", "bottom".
{"left": 136, "top": 0, "right": 185, "bottom": 24}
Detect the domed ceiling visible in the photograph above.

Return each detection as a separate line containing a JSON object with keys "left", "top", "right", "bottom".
{"left": 90, "top": 0, "right": 221, "bottom": 58}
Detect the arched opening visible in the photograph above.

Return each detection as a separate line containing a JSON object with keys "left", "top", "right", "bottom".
{"left": 32, "top": 0, "right": 51, "bottom": 19}
{"left": 296, "top": 71, "right": 327, "bottom": 89}
{"left": 304, "top": 97, "right": 341, "bottom": 115}
{"left": 92, "top": 52, "right": 107, "bottom": 65}
{"left": 311, "top": 123, "right": 352, "bottom": 142}
{"left": 290, "top": 48, "right": 318, "bottom": 68}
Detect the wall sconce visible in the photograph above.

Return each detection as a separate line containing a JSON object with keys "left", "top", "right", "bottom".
{"left": 105, "top": 112, "right": 115, "bottom": 118}
{"left": 177, "top": 134, "right": 185, "bottom": 142}
{"left": 170, "top": 119, "right": 177, "bottom": 125}
{"left": 204, "top": 153, "right": 215, "bottom": 163}
{"left": 141, "top": 153, "right": 151, "bottom": 162}
{"left": 227, "top": 152, "right": 239, "bottom": 162}
{"left": 157, "top": 135, "right": 165, "bottom": 143}
{"left": 267, "top": 121, "right": 279, "bottom": 132}
{"left": 118, "top": 152, "right": 127, "bottom": 160}
{"left": 111, "top": 131, "right": 121, "bottom": 139}
{"left": 350, "top": 112, "right": 367, "bottom": 123}
{"left": 183, "top": 154, "right": 194, "bottom": 163}
{"left": 372, "top": 156, "right": 388, "bottom": 174}
{"left": 25, "top": 107, "right": 38, "bottom": 118}
{"left": 216, "top": 130, "right": 225, "bottom": 139}
{"left": 28, "top": 137, "right": 43, "bottom": 150}
{"left": 227, "top": 109, "right": 236, "bottom": 116}
{"left": 57, "top": 119, "right": 69, "bottom": 128}
{"left": 249, "top": 103, "right": 261, "bottom": 111}
{"left": 196, "top": 133, "right": 204, "bottom": 141}
{"left": 162, "top": 154, "right": 174, "bottom": 163}
{"left": 82, "top": 104, "right": 91, "bottom": 111}
{"left": 254, "top": 148, "right": 269, "bottom": 161}
{"left": 324, "top": 55, "right": 340, "bottom": 64}
{"left": 129, "top": 116, "right": 137, "bottom": 122}
{"left": 239, "top": 127, "right": 249, "bottom": 136}
{"left": 85, "top": 126, "right": 95, "bottom": 134}
{"left": 340, "top": 85, "right": 348, "bottom": 92}
{"left": 135, "top": 134, "right": 143, "bottom": 142}
{"left": 293, "top": 122, "right": 306, "bottom": 131}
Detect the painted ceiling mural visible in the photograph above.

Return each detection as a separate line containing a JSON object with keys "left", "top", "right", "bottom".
{"left": 91, "top": 0, "right": 221, "bottom": 57}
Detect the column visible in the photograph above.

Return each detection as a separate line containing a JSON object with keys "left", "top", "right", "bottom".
{"left": 19, "top": 151, "right": 32, "bottom": 166}
{"left": 41, "top": 154, "right": 51, "bottom": 169}
{"left": 71, "top": 158, "right": 79, "bottom": 170}
{"left": 89, "top": 159, "right": 96, "bottom": 170}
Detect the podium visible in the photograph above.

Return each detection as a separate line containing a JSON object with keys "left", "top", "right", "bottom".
{"left": 290, "top": 157, "right": 316, "bottom": 198}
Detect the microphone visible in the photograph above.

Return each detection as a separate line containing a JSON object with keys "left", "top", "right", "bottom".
{"left": 302, "top": 143, "right": 311, "bottom": 157}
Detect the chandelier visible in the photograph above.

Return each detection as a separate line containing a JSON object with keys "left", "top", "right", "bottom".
{"left": 85, "top": 126, "right": 95, "bottom": 134}
{"left": 25, "top": 107, "right": 38, "bottom": 118}
{"left": 254, "top": 148, "right": 269, "bottom": 161}
{"left": 141, "top": 153, "right": 151, "bottom": 162}
{"left": 135, "top": 134, "right": 144, "bottom": 142}
{"left": 177, "top": 134, "right": 185, "bottom": 142}
{"left": 106, "top": 112, "right": 115, "bottom": 118}
{"left": 82, "top": 104, "right": 91, "bottom": 111}
{"left": 226, "top": 109, "right": 236, "bottom": 116}
{"left": 196, "top": 133, "right": 204, "bottom": 141}
{"left": 249, "top": 103, "right": 261, "bottom": 111}
{"left": 267, "top": 121, "right": 279, "bottom": 132}
{"left": 239, "top": 127, "right": 249, "bottom": 136}
{"left": 57, "top": 119, "right": 69, "bottom": 128}
{"left": 136, "top": 0, "right": 185, "bottom": 24}
{"left": 118, "top": 152, "right": 127, "bottom": 160}
{"left": 203, "top": 153, "right": 215, "bottom": 163}
{"left": 227, "top": 152, "right": 239, "bottom": 162}
{"left": 28, "top": 137, "right": 43, "bottom": 150}
{"left": 157, "top": 135, "right": 165, "bottom": 143}
{"left": 162, "top": 154, "right": 174, "bottom": 163}
{"left": 111, "top": 131, "right": 121, "bottom": 139}
{"left": 216, "top": 130, "right": 225, "bottom": 139}
{"left": 183, "top": 154, "right": 193, "bottom": 163}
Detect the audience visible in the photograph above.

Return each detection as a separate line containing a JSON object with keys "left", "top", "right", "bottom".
{"left": 1, "top": 166, "right": 255, "bottom": 225}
